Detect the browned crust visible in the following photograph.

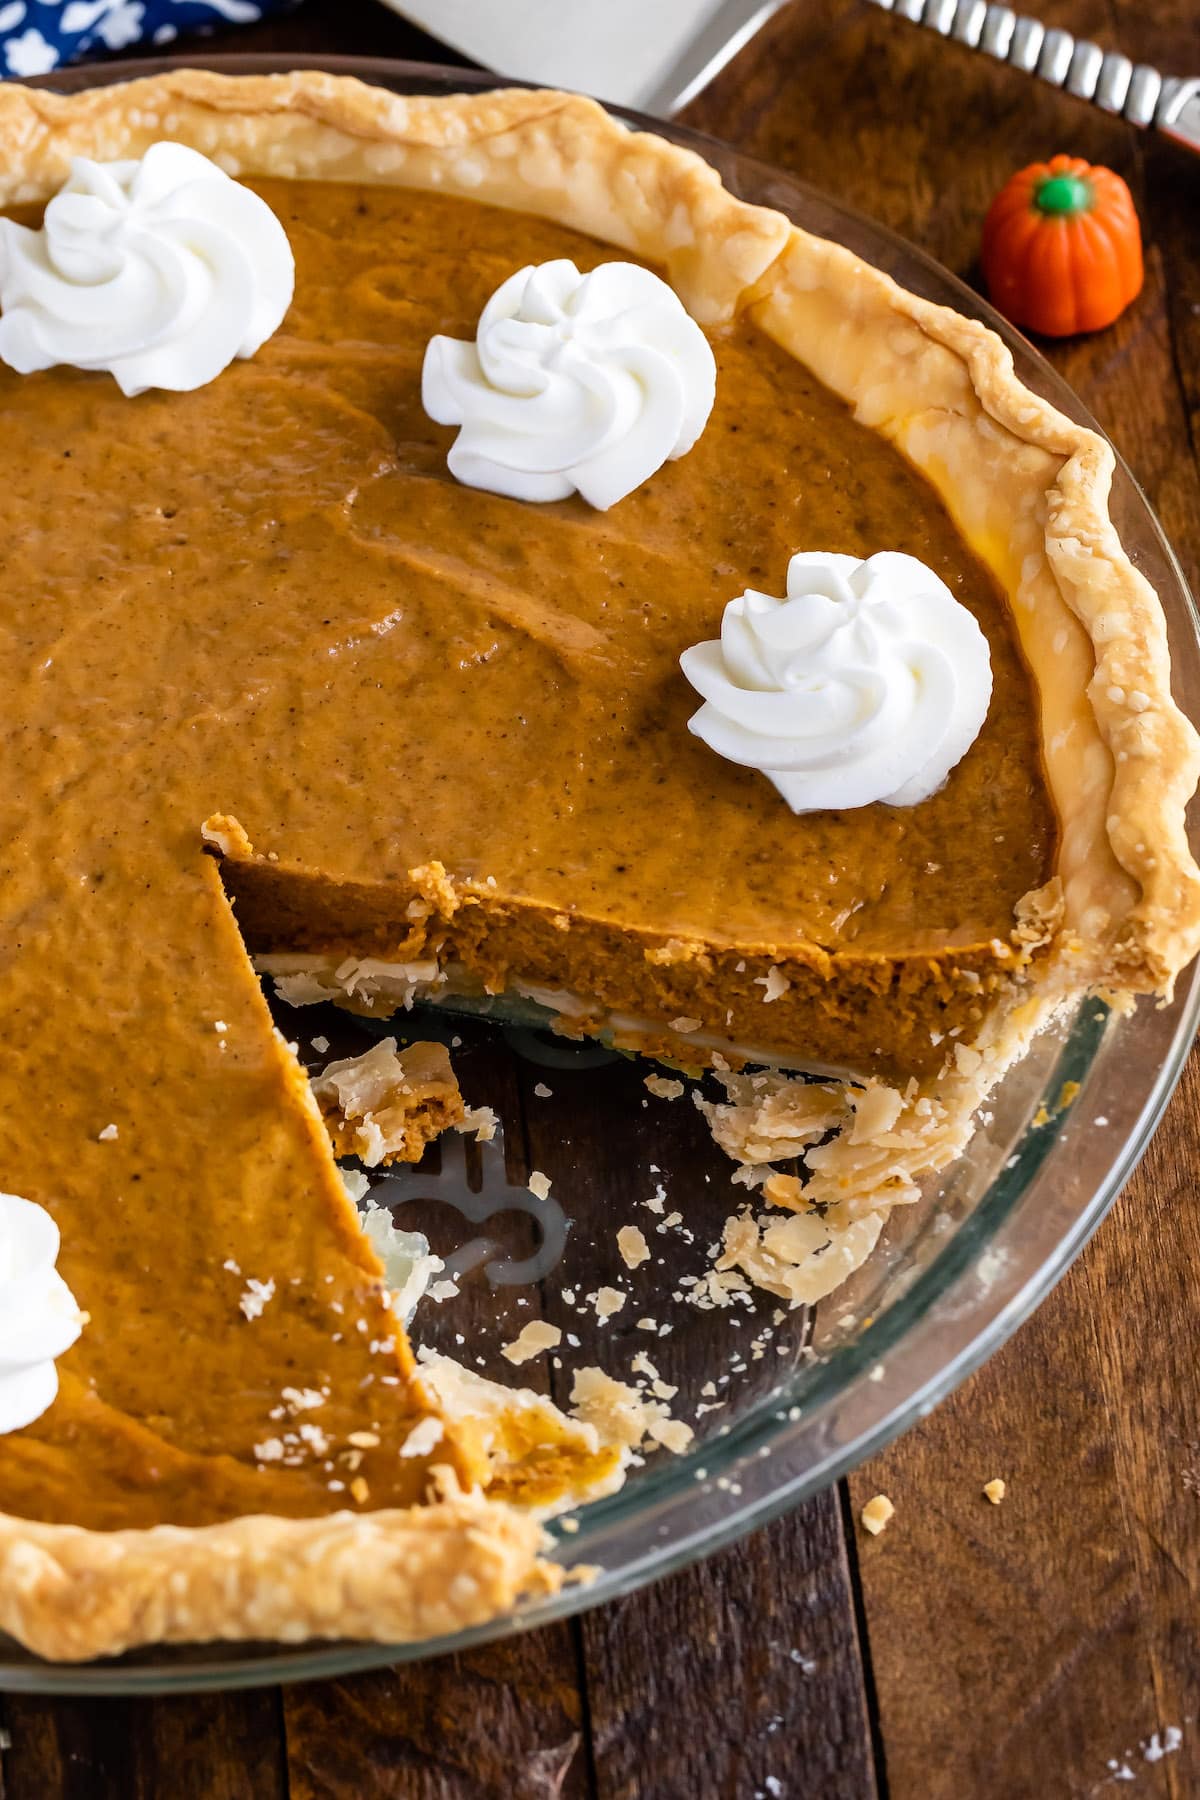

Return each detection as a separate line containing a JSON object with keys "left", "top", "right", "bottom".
{"left": 747, "top": 234, "right": 1200, "bottom": 995}
{"left": 0, "top": 69, "right": 1197, "bottom": 1663}
{"left": 0, "top": 70, "right": 790, "bottom": 322}
{"left": 0, "top": 1485, "right": 558, "bottom": 1662}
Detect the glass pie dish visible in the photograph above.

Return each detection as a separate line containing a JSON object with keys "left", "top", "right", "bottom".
{"left": 3, "top": 52, "right": 1198, "bottom": 1696}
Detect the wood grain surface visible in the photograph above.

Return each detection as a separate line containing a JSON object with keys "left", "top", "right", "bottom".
{"left": 2, "top": 3, "right": 1199, "bottom": 1795}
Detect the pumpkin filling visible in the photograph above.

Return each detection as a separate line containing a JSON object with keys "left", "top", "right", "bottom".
{"left": 0, "top": 178, "right": 1054, "bottom": 1535}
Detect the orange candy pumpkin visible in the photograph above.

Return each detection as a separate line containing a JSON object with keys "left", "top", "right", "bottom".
{"left": 981, "top": 155, "right": 1143, "bottom": 338}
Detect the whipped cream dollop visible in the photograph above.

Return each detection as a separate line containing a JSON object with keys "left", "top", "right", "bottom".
{"left": 0, "top": 142, "right": 294, "bottom": 396}
{"left": 422, "top": 258, "right": 716, "bottom": 510}
{"left": 0, "top": 1191, "right": 84, "bottom": 1435}
{"left": 680, "top": 551, "right": 992, "bottom": 812}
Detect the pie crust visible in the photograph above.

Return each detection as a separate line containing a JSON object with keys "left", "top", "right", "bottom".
{"left": 0, "top": 1479, "right": 558, "bottom": 1663}
{"left": 1, "top": 69, "right": 1197, "bottom": 1663}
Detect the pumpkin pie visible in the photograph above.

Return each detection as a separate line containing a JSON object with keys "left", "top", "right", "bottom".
{"left": 0, "top": 70, "right": 1197, "bottom": 1664}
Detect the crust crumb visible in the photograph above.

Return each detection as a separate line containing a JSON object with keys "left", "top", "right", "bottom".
{"left": 983, "top": 1478, "right": 1007, "bottom": 1505}
{"left": 359, "top": 1200, "right": 442, "bottom": 1321}
{"left": 861, "top": 1494, "right": 895, "bottom": 1536}
{"left": 569, "top": 1367, "right": 693, "bottom": 1456}
{"left": 417, "top": 1351, "right": 623, "bottom": 1510}
{"left": 200, "top": 811, "right": 253, "bottom": 859}
{"left": 617, "top": 1225, "right": 650, "bottom": 1270}
{"left": 695, "top": 1070, "right": 846, "bottom": 1164}
{"left": 501, "top": 1321, "right": 563, "bottom": 1365}
{"left": 593, "top": 1286, "right": 627, "bottom": 1322}
{"left": 313, "top": 1038, "right": 463, "bottom": 1166}
{"left": 644, "top": 937, "right": 712, "bottom": 970}
{"left": 408, "top": 859, "right": 461, "bottom": 921}
{"left": 754, "top": 965, "right": 790, "bottom": 1002}
{"left": 457, "top": 1104, "right": 499, "bottom": 1143}
{"left": 714, "top": 1203, "right": 884, "bottom": 1307}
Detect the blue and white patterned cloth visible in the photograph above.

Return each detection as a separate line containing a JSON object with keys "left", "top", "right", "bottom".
{"left": 0, "top": 0, "right": 287, "bottom": 78}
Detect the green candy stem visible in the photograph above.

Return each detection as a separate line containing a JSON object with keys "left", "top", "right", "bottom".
{"left": 1033, "top": 173, "right": 1093, "bottom": 217}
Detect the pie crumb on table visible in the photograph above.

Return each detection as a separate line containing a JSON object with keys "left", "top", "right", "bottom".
{"left": 860, "top": 1495, "right": 896, "bottom": 1537}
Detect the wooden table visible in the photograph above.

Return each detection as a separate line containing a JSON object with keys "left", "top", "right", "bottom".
{"left": 3, "top": 3, "right": 1198, "bottom": 1793}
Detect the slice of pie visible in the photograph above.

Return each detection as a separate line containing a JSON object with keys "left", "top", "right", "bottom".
{"left": 0, "top": 70, "right": 1197, "bottom": 1663}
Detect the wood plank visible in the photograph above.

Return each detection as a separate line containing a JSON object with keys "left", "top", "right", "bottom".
{"left": 688, "top": 0, "right": 1128, "bottom": 261}
{"left": 846, "top": 1081, "right": 1200, "bottom": 1793}
{"left": 282, "top": 1626, "right": 589, "bottom": 1800}
{"left": 579, "top": 1490, "right": 878, "bottom": 1800}
{"left": 844, "top": 1237, "right": 1185, "bottom": 1799}
{"left": 1077, "top": 1059, "right": 1200, "bottom": 1795}
{"left": 0, "top": 1690, "right": 286, "bottom": 1800}
{"left": 1071, "top": 7, "right": 1200, "bottom": 1759}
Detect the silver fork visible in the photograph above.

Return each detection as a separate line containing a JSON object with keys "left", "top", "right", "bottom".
{"left": 866, "top": 0, "right": 1200, "bottom": 154}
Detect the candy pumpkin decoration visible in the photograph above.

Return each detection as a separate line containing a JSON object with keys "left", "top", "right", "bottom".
{"left": 981, "top": 155, "right": 1143, "bottom": 338}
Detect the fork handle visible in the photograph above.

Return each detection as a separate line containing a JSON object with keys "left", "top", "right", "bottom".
{"left": 865, "top": 0, "right": 1200, "bottom": 133}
